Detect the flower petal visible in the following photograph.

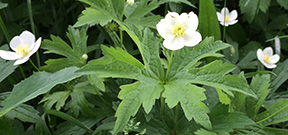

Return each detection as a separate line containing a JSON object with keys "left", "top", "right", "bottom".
{"left": 14, "top": 56, "right": 30, "bottom": 65}
{"left": 166, "top": 12, "right": 179, "bottom": 26}
{"left": 0, "top": 50, "right": 22, "bottom": 60}
{"left": 217, "top": 12, "right": 224, "bottom": 23}
{"left": 156, "top": 19, "right": 174, "bottom": 39}
{"left": 163, "top": 37, "right": 185, "bottom": 50}
{"left": 186, "top": 11, "right": 199, "bottom": 31}
{"left": 257, "top": 49, "right": 264, "bottom": 61}
{"left": 19, "top": 31, "right": 35, "bottom": 49}
{"left": 227, "top": 20, "right": 238, "bottom": 26}
{"left": 183, "top": 31, "right": 202, "bottom": 47}
{"left": 221, "top": 7, "right": 229, "bottom": 16}
{"left": 263, "top": 47, "right": 273, "bottom": 56}
{"left": 29, "top": 37, "right": 42, "bottom": 56}
{"left": 229, "top": 10, "right": 238, "bottom": 21}
{"left": 270, "top": 55, "right": 280, "bottom": 64}
{"left": 9, "top": 36, "right": 21, "bottom": 51}
{"left": 263, "top": 63, "right": 277, "bottom": 69}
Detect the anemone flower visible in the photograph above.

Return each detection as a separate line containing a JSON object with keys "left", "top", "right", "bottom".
{"left": 156, "top": 11, "right": 202, "bottom": 50}
{"left": 0, "top": 31, "right": 41, "bottom": 65}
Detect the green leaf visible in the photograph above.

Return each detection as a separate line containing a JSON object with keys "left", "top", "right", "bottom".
{"left": 168, "top": 37, "right": 230, "bottom": 79}
{"left": 256, "top": 99, "right": 288, "bottom": 126}
{"left": 39, "top": 91, "right": 70, "bottom": 111}
{"left": 216, "top": 88, "right": 231, "bottom": 105}
{"left": 210, "top": 104, "right": 255, "bottom": 133}
{"left": 55, "top": 118, "right": 98, "bottom": 135}
{"left": 198, "top": 0, "right": 221, "bottom": 40}
{"left": 101, "top": 46, "right": 144, "bottom": 69}
{"left": 263, "top": 127, "right": 288, "bottom": 135}
{"left": 0, "top": 2, "right": 8, "bottom": 10}
{"left": 88, "top": 74, "right": 105, "bottom": 92}
{"left": 246, "top": 74, "right": 270, "bottom": 117}
{"left": 40, "top": 58, "right": 77, "bottom": 73}
{"left": 77, "top": 46, "right": 143, "bottom": 79}
{"left": 114, "top": 76, "right": 163, "bottom": 134}
{"left": 0, "top": 67, "right": 81, "bottom": 117}
{"left": 66, "top": 26, "right": 88, "bottom": 57}
{"left": 0, "top": 45, "right": 17, "bottom": 82}
{"left": 74, "top": 8, "right": 114, "bottom": 27}
{"left": 141, "top": 28, "right": 164, "bottom": 80}
{"left": 45, "top": 110, "right": 93, "bottom": 134}
{"left": 270, "top": 59, "right": 288, "bottom": 93}
{"left": 239, "top": 0, "right": 260, "bottom": 23}
{"left": 177, "top": 60, "right": 256, "bottom": 97}
{"left": 195, "top": 128, "right": 218, "bottom": 135}
{"left": 0, "top": 116, "right": 15, "bottom": 135}
{"left": 163, "top": 82, "right": 211, "bottom": 129}
{"left": 277, "top": 0, "right": 288, "bottom": 10}
{"left": 259, "top": 0, "right": 271, "bottom": 13}
{"left": 6, "top": 104, "right": 41, "bottom": 123}
{"left": 113, "top": 85, "right": 141, "bottom": 134}
{"left": 41, "top": 35, "right": 80, "bottom": 61}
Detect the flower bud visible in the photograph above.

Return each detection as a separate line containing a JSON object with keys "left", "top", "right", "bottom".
{"left": 82, "top": 54, "right": 88, "bottom": 60}
{"left": 127, "top": 0, "right": 134, "bottom": 6}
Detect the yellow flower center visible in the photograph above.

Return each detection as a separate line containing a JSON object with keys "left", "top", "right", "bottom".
{"left": 263, "top": 55, "right": 270, "bottom": 63}
{"left": 172, "top": 23, "right": 186, "bottom": 37}
{"left": 224, "top": 15, "right": 230, "bottom": 22}
{"left": 16, "top": 44, "right": 30, "bottom": 56}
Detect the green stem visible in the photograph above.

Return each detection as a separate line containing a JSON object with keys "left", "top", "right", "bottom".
{"left": 160, "top": 96, "right": 165, "bottom": 122}
{"left": 277, "top": 18, "right": 288, "bottom": 36}
{"left": 19, "top": 66, "right": 26, "bottom": 79}
{"left": 120, "top": 30, "right": 123, "bottom": 49}
{"left": 165, "top": 50, "right": 175, "bottom": 81}
{"left": 29, "top": 59, "right": 39, "bottom": 71}
{"left": 27, "top": 0, "right": 41, "bottom": 68}
{"left": 0, "top": 16, "right": 10, "bottom": 41}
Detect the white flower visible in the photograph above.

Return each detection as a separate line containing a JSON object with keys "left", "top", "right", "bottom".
{"left": 217, "top": 7, "right": 238, "bottom": 26}
{"left": 257, "top": 47, "right": 280, "bottom": 69}
{"left": 127, "top": 0, "right": 134, "bottom": 6}
{"left": 0, "top": 31, "right": 41, "bottom": 65}
{"left": 156, "top": 11, "right": 202, "bottom": 50}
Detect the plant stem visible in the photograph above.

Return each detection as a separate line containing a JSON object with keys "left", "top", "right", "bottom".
{"left": 29, "top": 59, "right": 39, "bottom": 71}
{"left": 27, "top": 0, "right": 41, "bottom": 68}
{"left": 165, "top": 50, "right": 175, "bottom": 81}
{"left": 19, "top": 65, "right": 26, "bottom": 79}
{"left": 0, "top": 15, "right": 10, "bottom": 41}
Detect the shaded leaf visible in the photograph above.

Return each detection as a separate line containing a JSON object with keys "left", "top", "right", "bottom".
{"left": 0, "top": 67, "right": 81, "bottom": 117}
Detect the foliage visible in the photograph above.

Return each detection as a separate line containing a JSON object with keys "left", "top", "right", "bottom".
{"left": 0, "top": 0, "right": 288, "bottom": 135}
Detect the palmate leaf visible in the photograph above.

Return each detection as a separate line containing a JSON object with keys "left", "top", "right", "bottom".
{"left": 114, "top": 76, "right": 164, "bottom": 134}
{"left": 163, "top": 81, "right": 211, "bottom": 129}
{"left": 75, "top": 0, "right": 124, "bottom": 27}
{"left": 41, "top": 26, "right": 88, "bottom": 72}
{"left": 167, "top": 37, "right": 230, "bottom": 79}
{"left": 174, "top": 60, "right": 256, "bottom": 97}
{"left": 77, "top": 45, "right": 144, "bottom": 79}
{"left": 0, "top": 67, "right": 81, "bottom": 117}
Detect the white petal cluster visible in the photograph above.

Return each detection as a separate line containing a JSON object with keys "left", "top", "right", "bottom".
{"left": 156, "top": 11, "right": 202, "bottom": 50}
{"left": 0, "top": 31, "right": 41, "bottom": 65}
{"left": 257, "top": 47, "right": 280, "bottom": 69}
{"left": 217, "top": 7, "right": 238, "bottom": 26}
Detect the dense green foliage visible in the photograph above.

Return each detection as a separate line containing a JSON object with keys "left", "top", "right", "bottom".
{"left": 0, "top": 0, "right": 288, "bottom": 135}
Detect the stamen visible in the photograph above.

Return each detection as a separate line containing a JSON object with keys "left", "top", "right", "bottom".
{"left": 172, "top": 23, "right": 186, "bottom": 37}
{"left": 263, "top": 55, "right": 270, "bottom": 63}
{"left": 16, "top": 44, "right": 30, "bottom": 56}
